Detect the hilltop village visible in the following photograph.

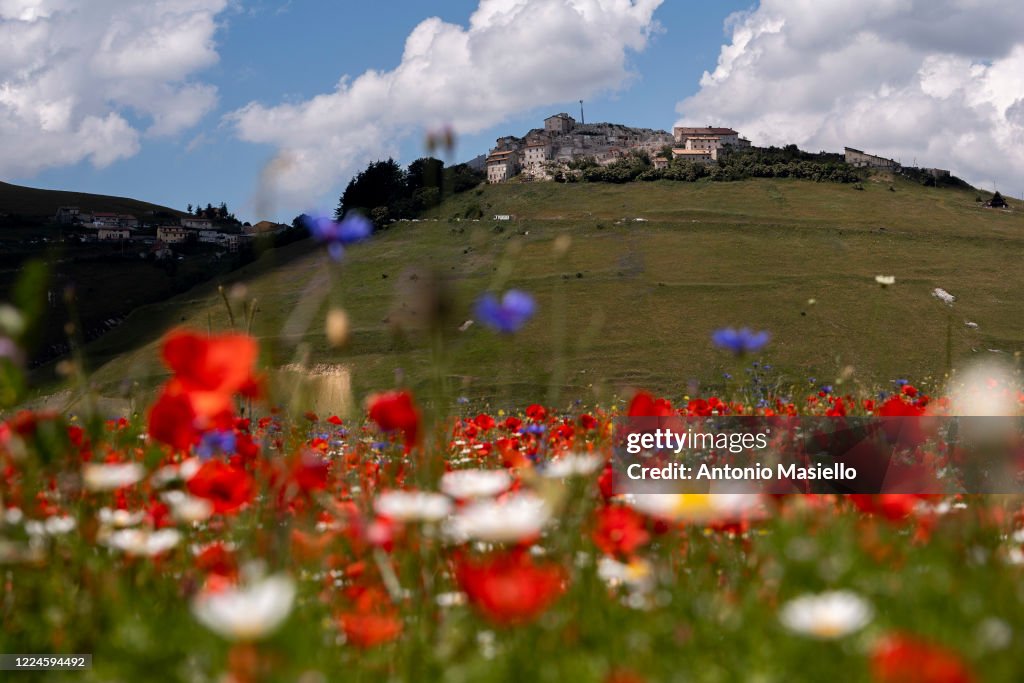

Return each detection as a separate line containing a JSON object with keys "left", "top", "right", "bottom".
{"left": 484, "top": 113, "right": 754, "bottom": 183}
{"left": 485, "top": 113, "right": 950, "bottom": 184}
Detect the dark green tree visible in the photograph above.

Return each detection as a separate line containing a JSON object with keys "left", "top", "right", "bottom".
{"left": 336, "top": 159, "right": 406, "bottom": 220}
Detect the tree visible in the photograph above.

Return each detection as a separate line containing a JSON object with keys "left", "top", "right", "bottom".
{"left": 336, "top": 159, "right": 406, "bottom": 220}
{"left": 187, "top": 203, "right": 193, "bottom": 214}
{"left": 444, "top": 163, "right": 485, "bottom": 194}
{"left": 406, "top": 157, "right": 444, "bottom": 195}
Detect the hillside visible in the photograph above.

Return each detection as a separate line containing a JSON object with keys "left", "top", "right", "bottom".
{"left": 30, "top": 176, "right": 1024, "bottom": 412}
{"left": 0, "top": 180, "right": 184, "bottom": 220}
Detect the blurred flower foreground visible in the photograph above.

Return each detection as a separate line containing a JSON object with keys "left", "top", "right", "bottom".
{"left": 1, "top": 326, "right": 1023, "bottom": 683}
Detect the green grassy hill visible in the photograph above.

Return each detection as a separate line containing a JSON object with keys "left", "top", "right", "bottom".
{"left": 34, "top": 176, "right": 1024, "bottom": 412}
{"left": 0, "top": 180, "right": 184, "bottom": 219}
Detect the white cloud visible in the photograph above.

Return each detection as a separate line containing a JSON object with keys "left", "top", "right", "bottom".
{"left": 0, "top": 0, "right": 228, "bottom": 177}
{"left": 228, "top": 0, "right": 663, "bottom": 213}
{"left": 678, "top": 0, "right": 1024, "bottom": 192}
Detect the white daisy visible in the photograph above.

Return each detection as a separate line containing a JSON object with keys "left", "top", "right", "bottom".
{"left": 778, "top": 590, "right": 873, "bottom": 639}
{"left": 105, "top": 528, "right": 181, "bottom": 557}
{"left": 98, "top": 507, "right": 146, "bottom": 528}
{"left": 82, "top": 462, "right": 145, "bottom": 491}
{"left": 191, "top": 574, "right": 296, "bottom": 641}
{"left": 440, "top": 469, "right": 511, "bottom": 499}
{"left": 541, "top": 454, "right": 603, "bottom": 479}
{"left": 374, "top": 490, "right": 452, "bottom": 522}
{"left": 445, "top": 492, "right": 551, "bottom": 543}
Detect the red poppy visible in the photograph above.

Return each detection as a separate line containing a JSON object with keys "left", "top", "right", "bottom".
{"left": 194, "top": 541, "right": 238, "bottom": 578}
{"left": 525, "top": 404, "right": 547, "bottom": 421}
{"left": 628, "top": 391, "right": 674, "bottom": 416}
{"left": 337, "top": 586, "right": 403, "bottom": 647}
{"left": 598, "top": 463, "right": 615, "bottom": 500}
{"left": 871, "top": 633, "right": 976, "bottom": 683}
{"left": 148, "top": 387, "right": 201, "bottom": 451}
{"left": 161, "top": 329, "right": 258, "bottom": 395}
{"left": 877, "top": 396, "right": 926, "bottom": 417}
{"left": 579, "top": 413, "right": 598, "bottom": 430}
{"left": 455, "top": 550, "right": 566, "bottom": 626}
{"left": 290, "top": 450, "right": 330, "bottom": 492}
{"left": 338, "top": 612, "right": 403, "bottom": 648}
{"left": 186, "top": 460, "right": 254, "bottom": 514}
{"left": 474, "top": 413, "right": 496, "bottom": 430}
{"left": 367, "top": 391, "right": 420, "bottom": 452}
{"left": 592, "top": 505, "right": 651, "bottom": 558}
{"left": 849, "top": 494, "right": 926, "bottom": 522}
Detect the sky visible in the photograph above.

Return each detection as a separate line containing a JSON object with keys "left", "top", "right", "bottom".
{"left": 3, "top": 0, "right": 1024, "bottom": 222}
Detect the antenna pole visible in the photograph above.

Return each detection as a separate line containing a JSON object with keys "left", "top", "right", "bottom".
{"left": 579, "top": 100, "right": 584, "bottom": 125}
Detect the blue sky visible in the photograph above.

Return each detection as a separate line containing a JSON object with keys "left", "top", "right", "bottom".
{"left": 7, "top": 1, "right": 751, "bottom": 222}
{"left": 5, "top": 1, "right": 1023, "bottom": 220}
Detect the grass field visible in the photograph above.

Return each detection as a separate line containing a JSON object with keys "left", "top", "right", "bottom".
{"left": 0, "top": 180, "right": 185, "bottom": 219}
{"left": 35, "top": 175, "right": 1024, "bottom": 411}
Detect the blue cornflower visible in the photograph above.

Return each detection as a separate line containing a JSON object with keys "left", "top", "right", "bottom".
{"left": 474, "top": 289, "right": 536, "bottom": 334}
{"left": 306, "top": 213, "right": 373, "bottom": 261}
{"left": 895, "top": 378, "right": 909, "bottom": 387}
{"left": 196, "top": 430, "right": 236, "bottom": 461}
{"left": 711, "top": 327, "right": 770, "bottom": 355}
{"left": 820, "top": 385, "right": 833, "bottom": 394}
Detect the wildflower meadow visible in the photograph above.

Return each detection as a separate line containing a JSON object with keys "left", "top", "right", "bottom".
{"left": 2, "top": 207, "right": 1024, "bottom": 683}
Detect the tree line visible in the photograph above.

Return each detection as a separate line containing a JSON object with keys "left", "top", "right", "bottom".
{"left": 556, "top": 144, "right": 864, "bottom": 185}
{"left": 335, "top": 157, "right": 485, "bottom": 228}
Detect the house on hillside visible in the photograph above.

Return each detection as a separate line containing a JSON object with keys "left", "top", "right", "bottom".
{"left": 523, "top": 140, "right": 552, "bottom": 168}
{"left": 672, "top": 147, "right": 716, "bottom": 164}
{"left": 157, "top": 226, "right": 193, "bottom": 244}
{"left": 55, "top": 206, "right": 80, "bottom": 224}
{"left": 97, "top": 227, "right": 131, "bottom": 241}
{"left": 673, "top": 126, "right": 749, "bottom": 149}
{"left": 544, "top": 113, "right": 576, "bottom": 135}
{"left": 844, "top": 147, "right": 899, "bottom": 169}
{"left": 181, "top": 217, "right": 213, "bottom": 230}
{"left": 198, "top": 229, "right": 225, "bottom": 244}
{"left": 90, "top": 212, "right": 121, "bottom": 228}
{"left": 486, "top": 151, "right": 518, "bottom": 184}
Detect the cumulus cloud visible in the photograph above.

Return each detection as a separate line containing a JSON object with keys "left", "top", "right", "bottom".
{"left": 0, "top": 0, "right": 227, "bottom": 178}
{"left": 228, "top": 0, "right": 663, "bottom": 213}
{"left": 677, "top": 0, "right": 1024, "bottom": 192}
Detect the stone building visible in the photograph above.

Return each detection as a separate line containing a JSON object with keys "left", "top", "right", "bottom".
{"left": 97, "top": 227, "right": 131, "bottom": 241}
{"left": 523, "top": 140, "right": 552, "bottom": 168}
{"left": 672, "top": 147, "right": 716, "bottom": 164}
{"left": 544, "top": 113, "right": 576, "bottom": 135}
{"left": 181, "top": 217, "right": 214, "bottom": 230}
{"left": 486, "top": 151, "right": 517, "bottom": 184}
{"left": 674, "top": 126, "right": 746, "bottom": 147}
{"left": 844, "top": 147, "right": 898, "bottom": 169}
{"left": 157, "top": 226, "right": 193, "bottom": 244}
